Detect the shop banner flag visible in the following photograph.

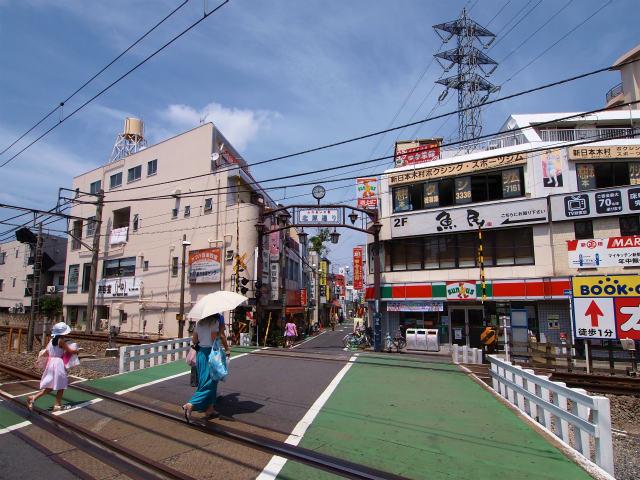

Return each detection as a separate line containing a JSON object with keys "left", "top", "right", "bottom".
{"left": 568, "top": 235, "right": 640, "bottom": 268}
{"left": 353, "top": 247, "right": 364, "bottom": 290}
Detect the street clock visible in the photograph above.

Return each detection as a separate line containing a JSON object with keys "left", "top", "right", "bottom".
{"left": 312, "top": 185, "right": 326, "bottom": 202}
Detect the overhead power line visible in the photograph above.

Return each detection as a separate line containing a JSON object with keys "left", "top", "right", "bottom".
{"left": 62, "top": 108, "right": 640, "bottom": 208}
{"left": 0, "top": 0, "right": 231, "bottom": 170}
{"left": 0, "top": 1, "right": 190, "bottom": 157}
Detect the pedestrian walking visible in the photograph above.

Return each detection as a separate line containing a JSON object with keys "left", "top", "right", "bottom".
{"left": 330, "top": 312, "right": 338, "bottom": 331}
{"left": 182, "top": 313, "right": 230, "bottom": 422}
{"left": 284, "top": 318, "right": 297, "bottom": 348}
{"left": 27, "top": 322, "right": 79, "bottom": 412}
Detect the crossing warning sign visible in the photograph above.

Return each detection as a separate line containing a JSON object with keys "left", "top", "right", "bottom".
{"left": 571, "top": 275, "right": 640, "bottom": 340}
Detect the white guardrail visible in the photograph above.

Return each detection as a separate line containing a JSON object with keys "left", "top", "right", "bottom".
{"left": 451, "top": 344, "right": 483, "bottom": 364}
{"left": 118, "top": 337, "right": 191, "bottom": 374}
{"left": 488, "top": 355, "right": 614, "bottom": 476}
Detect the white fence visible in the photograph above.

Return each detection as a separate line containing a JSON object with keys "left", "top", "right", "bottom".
{"left": 118, "top": 337, "right": 191, "bottom": 373}
{"left": 488, "top": 355, "right": 614, "bottom": 476}
{"left": 451, "top": 344, "right": 483, "bottom": 364}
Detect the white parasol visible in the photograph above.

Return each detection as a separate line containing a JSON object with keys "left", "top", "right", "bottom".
{"left": 188, "top": 291, "right": 248, "bottom": 321}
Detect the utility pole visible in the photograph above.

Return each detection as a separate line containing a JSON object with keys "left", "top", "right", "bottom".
{"left": 255, "top": 196, "right": 265, "bottom": 343}
{"left": 27, "top": 222, "right": 43, "bottom": 351}
{"left": 86, "top": 190, "right": 104, "bottom": 333}
{"left": 372, "top": 227, "right": 382, "bottom": 352}
{"left": 178, "top": 234, "right": 190, "bottom": 338}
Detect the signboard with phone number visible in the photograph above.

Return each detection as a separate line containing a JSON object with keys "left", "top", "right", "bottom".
{"left": 550, "top": 184, "right": 640, "bottom": 221}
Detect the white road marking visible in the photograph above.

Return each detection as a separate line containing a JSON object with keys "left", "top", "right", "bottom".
{"left": 256, "top": 354, "right": 358, "bottom": 480}
{"left": 0, "top": 420, "right": 31, "bottom": 434}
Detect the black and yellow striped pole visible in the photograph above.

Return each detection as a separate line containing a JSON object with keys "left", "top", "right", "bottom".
{"left": 477, "top": 225, "right": 486, "bottom": 304}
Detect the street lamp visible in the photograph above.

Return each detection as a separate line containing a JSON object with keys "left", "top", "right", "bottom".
{"left": 329, "top": 228, "right": 340, "bottom": 244}
{"left": 178, "top": 234, "right": 191, "bottom": 338}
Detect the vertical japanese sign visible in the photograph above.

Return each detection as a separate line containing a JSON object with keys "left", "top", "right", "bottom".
{"left": 356, "top": 178, "right": 378, "bottom": 208}
{"left": 269, "top": 230, "right": 280, "bottom": 261}
{"left": 353, "top": 246, "right": 364, "bottom": 290}
{"left": 319, "top": 261, "right": 328, "bottom": 302}
{"left": 188, "top": 248, "right": 221, "bottom": 283}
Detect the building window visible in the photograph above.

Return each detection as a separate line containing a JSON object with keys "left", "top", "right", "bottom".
{"left": 86, "top": 216, "right": 96, "bottom": 237}
{"left": 204, "top": 198, "right": 213, "bottom": 213}
{"left": 133, "top": 214, "right": 139, "bottom": 231}
{"left": 577, "top": 162, "right": 637, "bottom": 191}
{"left": 71, "top": 220, "right": 83, "bottom": 250}
{"left": 81, "top": 263, "right": 92, "bottom": 293}
{"left": 110, "top": 172, "right": 123, "bottom": 189}
{"left": 103, "top": 257, "right": 136, "bottom": 278}
{"left": 143, "top": 260, "right": 149, "bottom": 271}
{"left": 15, "top": 248, "right": 19, "bottom": 258}
{"left": 67, "top": 264, "right": 79, "bottom": 293}
{"left": 620, "top": 215, "right": 640, "bottom": 236}
{"left": 184, "top": 205, "right": 191, "bottom": 218}
{"left": 147, "top": 159, "right": 157, "bottom": 176}
{"left": 392, "top": 167, "right": 524, "bottom": 213}
{"left": 12, "top": 278, "right": 16, "bottom": 288}
{"left": 0, "top": 279, "right": 3, "bottom": 292}
{"left": 90, "top": 180, "right": 102, "bottom": 195}
{"left": 113, "top": 207, "right": 130, "bottom": 229}
{"left": 127, "top": 165, "right": 142, "bottom": 183}
{"left": 172, "top": 208, "right": 178, "bottom": 219}
{"left": 385, "top": 227, "right": 534, "bottom": 271}
{"left": 0, "top": 252, "right": 5, "bottom": 265}
{"left": 574, "top": 220, "right": 594, "bottom": 240}
{"left": 171, "top": 257, "right": 179, "bottom": 277}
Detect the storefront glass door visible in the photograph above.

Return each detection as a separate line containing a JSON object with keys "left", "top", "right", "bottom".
{"left": 449, "top": 306, "right": 484, "bottom": 347}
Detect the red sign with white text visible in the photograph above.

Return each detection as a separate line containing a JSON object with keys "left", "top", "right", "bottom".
{"left": 614, "top": 297, "right": 640, "bottom": 340}
{"left": 394, "top": 141, "right": 440, "bottom": 167}
{"left": 353, "top": 247, "right": 364, "bottom": 291}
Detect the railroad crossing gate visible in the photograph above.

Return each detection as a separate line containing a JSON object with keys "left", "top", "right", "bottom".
{"left": 571, "top": 274, "right": 640, "bottom": 340}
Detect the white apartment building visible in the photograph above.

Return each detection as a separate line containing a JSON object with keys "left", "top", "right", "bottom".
{"left": 0, "top": 235, "right": 67, "bottom": 314}
{"left": 64, "top": 122, "right": 274, "bottom": 337}
{"left": 367, "top": 45, "right": 640, "bottom": 348}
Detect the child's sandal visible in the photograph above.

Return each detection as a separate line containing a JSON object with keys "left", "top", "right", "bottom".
{"left": 52, "top": 405, "right": 62, "bottom": 412}
{"left": 26, "top": 396, "right": 34, "bottom": 411}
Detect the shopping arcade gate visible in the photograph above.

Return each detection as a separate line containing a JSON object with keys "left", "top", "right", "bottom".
{"left": 255, "top": 203, "right": 384, "bottom": 351}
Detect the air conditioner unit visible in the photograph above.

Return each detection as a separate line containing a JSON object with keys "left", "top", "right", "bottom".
{"left": 225, "top": 250, "right": 234, "bottom": 262}
{"left": 46, "top": 286, "right": 56, "bottom": 294}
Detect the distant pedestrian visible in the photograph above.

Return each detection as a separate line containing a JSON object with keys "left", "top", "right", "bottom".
{"left": 182, "top": 313, "right": 230, "bottom": 422}
{"left": 27, "top": 322, "right": 79, "bottom": 412}
{"left": 330, "top": 312, "right": 338, "bottom": 331}
{"left": 284, "top": 318, "right": 297, "bottom": 348}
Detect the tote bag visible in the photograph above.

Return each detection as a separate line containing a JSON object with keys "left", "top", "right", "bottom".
{"left": 185, "top": 347, "right": 197, "bottom": 367}
{"left": 208, "top": 338, "right": 228, "bottom": 382}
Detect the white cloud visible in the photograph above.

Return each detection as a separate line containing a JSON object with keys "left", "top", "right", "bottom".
{"left": 157, "top": 102, "right": 279, "bottom": 151}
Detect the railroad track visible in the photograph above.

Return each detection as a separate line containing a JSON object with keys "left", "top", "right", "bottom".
{"left": 0, "top": 325, "right": 158, "bottom": 345}
{"left": 549, "top": 371, "right": 640, "bottom": 396}
{"left": 0, "top": 363, "right": 196, "bottom": 480}
{"left": 0, "top": 362, "right": 407, "bottom": 480}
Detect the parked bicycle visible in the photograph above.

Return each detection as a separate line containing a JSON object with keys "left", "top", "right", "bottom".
{"left": 385, "top": 330, "right": 406, "bottom": 353}
{"left": 343, "top": 330, "right": 372, "bottom": 349}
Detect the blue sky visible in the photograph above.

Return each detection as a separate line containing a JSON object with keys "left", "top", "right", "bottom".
{"left": 0, "top": 0, "right": 637, "bottom": 269}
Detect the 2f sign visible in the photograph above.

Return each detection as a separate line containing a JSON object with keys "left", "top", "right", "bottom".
{"left": 393, "top": 217, "right": 408, "bottom": 228}
{"left": 573, "top": 297, "right": 617, "bottom": 339}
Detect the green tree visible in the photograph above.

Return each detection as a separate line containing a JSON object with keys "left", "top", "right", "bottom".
{"left": 40, "top": 295, "right": 62, "bottom": 320}
{"left": 309, "top": 228, "right": 330, "bottom": 256}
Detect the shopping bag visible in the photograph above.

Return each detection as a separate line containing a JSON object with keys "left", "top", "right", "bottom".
{"left": 63, "top": 342, "right": 80, "bottom": 369}
{"left": 185, "top": 346, "right": 197, "bottom": 367}
{"left": 35, "top": 349, "right": 48, "bottom": 370}
{"left": 208, "top": 339, "right": 228, "bottom": 382}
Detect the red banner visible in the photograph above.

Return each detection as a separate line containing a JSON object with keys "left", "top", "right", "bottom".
{"left": 353, "top": 247, "right": 364, "bottom": 291}
{"left": 300, "top": 289, "right": 307, "bottom": 306}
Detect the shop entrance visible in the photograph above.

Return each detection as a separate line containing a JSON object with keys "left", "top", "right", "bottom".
{"left": 449, "top": 306, "right": 484, "bottom": 347}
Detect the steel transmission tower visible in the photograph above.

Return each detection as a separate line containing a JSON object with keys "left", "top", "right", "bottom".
{"left": 433, "top": 9, "right": 499, "bottom": 143}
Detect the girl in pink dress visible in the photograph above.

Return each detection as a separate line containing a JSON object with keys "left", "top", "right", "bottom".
{"left": 27, "top": 322, "right": 79, "bottom": 412}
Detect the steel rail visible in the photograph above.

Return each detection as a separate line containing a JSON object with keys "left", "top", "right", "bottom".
{"left": 0, "top": 325, "right": 156, "bottom": 345}
{"left": 0, "top": 362, "right": 409, "bottom": 480}
{"left": 0, "top": 369, "right": 195, "bottom": 480}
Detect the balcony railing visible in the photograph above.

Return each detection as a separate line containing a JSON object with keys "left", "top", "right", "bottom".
{"left": 605, "top": 82, "right": 623, "bottom": 103}
{"left": 440, "top": 130, "right": 528, "bottom": 158}
{"left": 539, "top": 127, "right": 639, "bottom": 143}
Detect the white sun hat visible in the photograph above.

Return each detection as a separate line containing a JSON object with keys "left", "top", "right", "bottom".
{"left": 51, "top": 322, "right": 71, "bottom": 336}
